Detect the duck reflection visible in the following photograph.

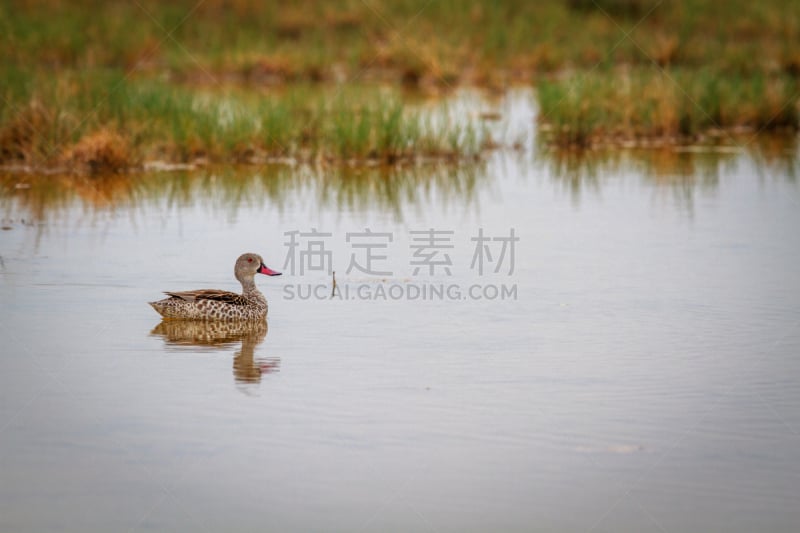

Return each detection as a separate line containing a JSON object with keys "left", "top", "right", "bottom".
{"left": 150, "top": 319, "right": 279, "bottom": 385}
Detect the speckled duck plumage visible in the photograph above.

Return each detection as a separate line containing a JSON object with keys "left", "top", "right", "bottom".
{"left": 149, "top": 253, "right": 281, "bottom": 320}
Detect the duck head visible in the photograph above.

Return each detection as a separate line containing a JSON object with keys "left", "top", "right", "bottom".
{"left": 235, "top": 253, "right": 281, "bottom": 282}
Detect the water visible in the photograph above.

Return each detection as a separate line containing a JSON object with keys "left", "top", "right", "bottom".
{"left": 1, "top": 94, "right": 799, "bottom": 532}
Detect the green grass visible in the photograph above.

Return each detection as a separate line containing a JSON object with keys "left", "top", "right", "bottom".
{"left": 537, "top": 68, "right": 800, "bottom": 147}
{"left": 0, "top": 74, "right": 486, "bottom": 171}
{"left": 2, "top": 1, "right": 799, "bottom": 84}
{"left": 2, "top": 1, "right": 800, "bottom": 167}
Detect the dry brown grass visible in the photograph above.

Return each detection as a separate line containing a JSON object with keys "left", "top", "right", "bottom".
{"left": 0, "top": 101, "right": 53, "bottom": 163}
{"left": 62, "top": 130, "right": 132, "bottom": 175}
{"left": 647, "top": 34, "right": 681, "bottom": 68}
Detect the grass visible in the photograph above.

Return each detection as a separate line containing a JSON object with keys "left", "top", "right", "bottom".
{"left": 2, "top": 1, "right": 798, "bottom": 84}
{"left": 0, "top": 76, "right": 486, "bottom": 172}
{"left": 2, "top": 0, "right": 800, "bottom": 166}
{"left": 537, "top": 68, "right": 800, "bottom": 147}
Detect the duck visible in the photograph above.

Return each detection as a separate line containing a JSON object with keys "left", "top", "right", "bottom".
{"left": 149, "top": 253, "right": 281, "bottom": 320}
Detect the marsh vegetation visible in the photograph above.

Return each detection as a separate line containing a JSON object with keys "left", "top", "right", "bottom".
{"left": 1, "top": 0, "right": 798, "bottom": 171}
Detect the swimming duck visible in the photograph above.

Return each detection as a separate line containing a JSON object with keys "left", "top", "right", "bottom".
{"left": 149, "top": 253, "right": 281, "bottom": 320}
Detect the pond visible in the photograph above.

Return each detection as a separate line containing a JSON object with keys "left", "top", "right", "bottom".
{"left": 1, "top": 91, "right": 799, "bottom": 532}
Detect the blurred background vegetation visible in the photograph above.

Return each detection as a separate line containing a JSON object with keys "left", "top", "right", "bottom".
{"left": 1, "top": 0, "right": 798, "bottom": 169}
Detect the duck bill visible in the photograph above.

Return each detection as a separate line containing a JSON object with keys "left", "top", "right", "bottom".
{"left": 258, "top": 263, "right": 282, "bottom": 276}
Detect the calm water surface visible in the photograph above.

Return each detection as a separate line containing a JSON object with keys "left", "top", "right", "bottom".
{"left": 1, "top": 94, "right": 799, "bottom": 532}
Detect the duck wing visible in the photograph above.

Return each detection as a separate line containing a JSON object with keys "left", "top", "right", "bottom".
{"left": 164, "top": 290, "right": 249, "bottom": 306}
